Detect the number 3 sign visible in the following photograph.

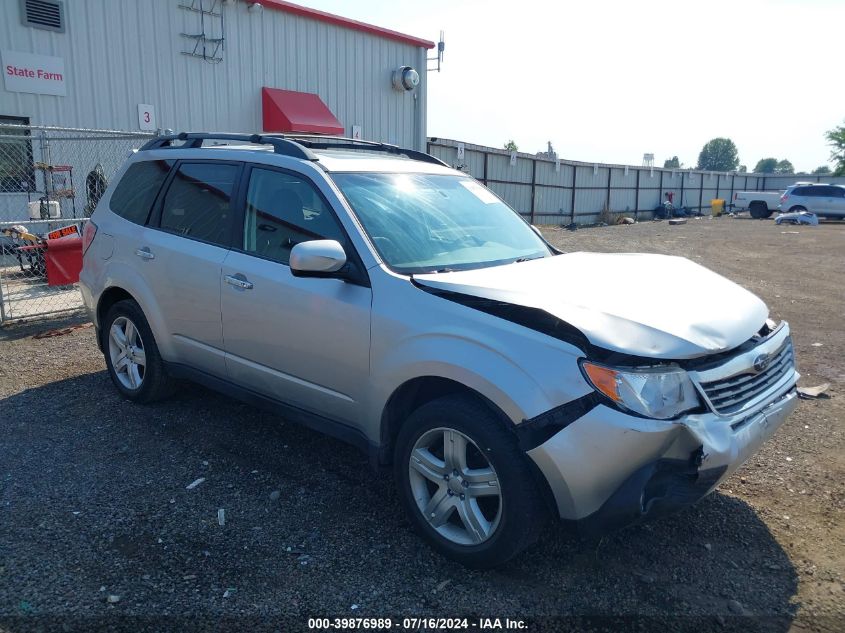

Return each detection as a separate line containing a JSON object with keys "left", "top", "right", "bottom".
{"left": 137, "top": 104, "right": 156, "bottom": 131}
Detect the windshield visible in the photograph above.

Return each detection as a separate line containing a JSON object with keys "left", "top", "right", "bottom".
{"left": 331, "top": 173, "right": 551, "bottom": 274}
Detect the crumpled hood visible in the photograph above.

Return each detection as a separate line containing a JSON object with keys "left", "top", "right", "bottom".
{"left": 414, "top": 252, "right": 768, "bottom": 359}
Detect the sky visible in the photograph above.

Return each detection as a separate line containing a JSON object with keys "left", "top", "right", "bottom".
{"left": 295, "top": 0, "right": 844, "bottom": 172}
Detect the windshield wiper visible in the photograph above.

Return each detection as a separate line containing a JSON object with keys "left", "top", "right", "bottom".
{"left": 514, "top": 256, "right": 544, "bottom": 263}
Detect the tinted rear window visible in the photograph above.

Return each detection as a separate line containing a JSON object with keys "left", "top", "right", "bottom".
{"left": 159, "top": 162, "right": 239, "bottom": 246}
{"left": 110, "top": 160, "right": 173, "bottom": 225}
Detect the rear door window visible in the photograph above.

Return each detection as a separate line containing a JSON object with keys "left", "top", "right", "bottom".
{"left": 158, "top": 162, "right": 239, "bottom": 247}
{"left": 109, "top": 160, "right": 173, "bottom": 225}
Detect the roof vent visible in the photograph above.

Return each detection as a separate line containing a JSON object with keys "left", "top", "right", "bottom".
{"left": 20, "top": 0, "right": 65, "bottom": 33}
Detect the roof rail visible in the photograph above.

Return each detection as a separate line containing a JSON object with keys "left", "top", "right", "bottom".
{"left": 139, "top": 132, "right": 318, "bottom": 161}
{"left": 275, "top": 134, "right": 449, "bottom": 167}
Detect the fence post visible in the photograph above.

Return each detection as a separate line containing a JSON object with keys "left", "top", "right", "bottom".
{"left": 698, "top": 172, "right": 704, "bottom": 214}
{"left": 634, "top": 168, "right": 640, "bottom": 221}
{"left": 0, "top": 271, "right": 6, "bottom": 324}
{"left": 606, "top": 167, "right": 612, "bottom": 214}
{"left": 482, "top": 152, "right": 488, "bottom": 186}
{"left": 529, "top": 159, "right": 537, "bottom": 224}
{"left": 729, "top": 174, "right": 735, "bottom": 209}
{"left": 680, "top": 172, "right": 685, "bottom": 210}
{"left": 570, "top": 165, "right": 577, "bottom": 225}
{"left": 658, "top": 170, "right": 664, "bottom": 213}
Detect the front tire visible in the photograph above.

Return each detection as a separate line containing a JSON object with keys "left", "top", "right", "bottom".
{"left": 394, "top": 394, "right": 547, "bottom": 568}
{"left": 102, "top": 299, "right": 174, "bottom": 403}
{"left": 788, "top": 205, "right": 807, "bottom": 213}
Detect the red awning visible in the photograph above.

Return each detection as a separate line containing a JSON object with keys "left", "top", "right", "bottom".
{"left": 262, "top": 88, "right": 344, "bottom": 135}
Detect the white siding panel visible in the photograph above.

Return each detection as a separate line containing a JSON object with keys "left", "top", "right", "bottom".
{"left": 0, "top": 0, "right": 428, "bottom": 149}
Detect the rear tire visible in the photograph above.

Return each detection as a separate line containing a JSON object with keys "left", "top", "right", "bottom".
{"left": 749, "top": 201, "right": 771, "bottom": 219}
{"left": 788, "top": 205, "right": 807, "bottom": 213}
{"left": 102, "top": 299, "right": 175, "bottom": 403}
{"left": 394, "top": 394, "right": 548, "bottom": 568}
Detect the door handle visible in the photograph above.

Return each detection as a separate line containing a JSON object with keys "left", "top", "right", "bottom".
{"left": 225, "top": 274, "right": 254, "bottom": 290}
{"left": 135, "top": 247, "right": 155, "bottom": 260}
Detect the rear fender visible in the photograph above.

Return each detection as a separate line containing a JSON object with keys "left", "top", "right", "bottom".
{"left": 99, "top": 262, "right": 174, "bottom": 360}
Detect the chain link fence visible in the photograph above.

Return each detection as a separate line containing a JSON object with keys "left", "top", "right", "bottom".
{"left": 0, "top": 125, "right": 155, "bottom": 323}
{"left": 0, "top": 218, "right": 89, "bottom": 322}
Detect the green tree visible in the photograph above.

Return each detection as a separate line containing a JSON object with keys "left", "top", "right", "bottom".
{"left": 697, "top": 138, "right": 739, "bottom": 171}
{"left": 663, "top": 156, "right": 680, "bottom": 168}
{"left": 812, "top": 165, "right": 832, "bottom": 175}
{"left": 826, "top": 121, "right": 845, "bottom": 176}
{"left": 504, "top": 140, "right": 518, "bottom": 152}
{"left": 774, "top": 159, "right": 794, "bottom": 174}
{"left": 754, "top": 158, "right": 778, "bottom": 173}
{"left": 738, "top": 164, "right": 747, "bottom": 173}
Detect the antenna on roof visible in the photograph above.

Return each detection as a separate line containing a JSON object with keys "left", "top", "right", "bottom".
{"left": 428, "top": 31, "right": 445, "bottom": 72}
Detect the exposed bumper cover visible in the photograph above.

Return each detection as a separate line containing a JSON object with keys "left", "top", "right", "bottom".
{"left": 528, "top": 387, "right": 799, "bottom": 529}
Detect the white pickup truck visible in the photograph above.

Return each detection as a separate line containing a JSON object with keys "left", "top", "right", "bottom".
{"left": 731, "top": 190, "right": 784, "bottom": 218}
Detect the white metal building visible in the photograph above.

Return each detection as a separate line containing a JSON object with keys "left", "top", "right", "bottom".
{"left": 1, "top": 0, "right": 433, "bottom": 148}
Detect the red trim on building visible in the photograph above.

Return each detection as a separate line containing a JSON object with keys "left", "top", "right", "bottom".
{"left": 252, "top": 0, "right": 435, "bottom": 49}
{"left": 262, "top": 87, "right": 344, "bottom": 135}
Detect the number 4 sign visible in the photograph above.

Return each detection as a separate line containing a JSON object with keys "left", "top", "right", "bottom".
{"left": 137, "top": 104, "right": 156, "bottom": 131}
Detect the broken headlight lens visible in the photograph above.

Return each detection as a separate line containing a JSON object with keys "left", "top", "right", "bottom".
{"left": 580, "top": 361, "right": 701, "bottom": 420}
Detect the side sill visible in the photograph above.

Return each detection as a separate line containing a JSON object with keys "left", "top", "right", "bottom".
{"left": 164, "top": 362, "right": 379, "bottom": 464}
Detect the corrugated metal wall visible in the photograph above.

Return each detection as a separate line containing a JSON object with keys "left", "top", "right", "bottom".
{"left": 427, "top": 139, "right": 845, "bottom": 225}
{"left": 1, "top": 0, "right": 428, "bottom": 149}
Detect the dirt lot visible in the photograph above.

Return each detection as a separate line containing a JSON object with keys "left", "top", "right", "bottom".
{"left": 0, "top": 217, "right": 843, "bottom": 632}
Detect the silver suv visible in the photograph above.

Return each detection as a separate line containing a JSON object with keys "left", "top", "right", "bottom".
{"left": 80, "top": 133, "right": 799, "bottom": 567}
{"left": 779, "top": 183, "right": 845, "bottom": 218}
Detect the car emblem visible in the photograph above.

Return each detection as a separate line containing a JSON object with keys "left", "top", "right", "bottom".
{"left": 753, "top": 353, "right": 771, "bottom": 373}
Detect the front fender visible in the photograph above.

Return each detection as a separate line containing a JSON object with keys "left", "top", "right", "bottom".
{"left": 368, "top": 332, "right": 562, "bottom": 429}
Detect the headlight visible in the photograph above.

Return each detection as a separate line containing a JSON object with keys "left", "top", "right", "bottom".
{"left": 580, "top": 360, "right": 701, "bottom": 420}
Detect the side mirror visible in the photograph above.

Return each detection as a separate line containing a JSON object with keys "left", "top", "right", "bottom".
{"left": 290, "top": 239, "right": 347, "bottom": 277}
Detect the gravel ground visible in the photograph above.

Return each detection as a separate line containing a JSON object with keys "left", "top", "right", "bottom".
{"left": 0, "top": 217, "right": 843, "bottom": 632}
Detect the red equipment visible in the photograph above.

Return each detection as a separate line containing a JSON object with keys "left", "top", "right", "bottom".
{"left": 43, "top": 236, "right": 83, "bottom": 286}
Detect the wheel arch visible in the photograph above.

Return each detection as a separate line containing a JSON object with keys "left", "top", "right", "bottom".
{"left": 95, "top": 286, "right": 138, "bottom": 351}
{"left": 380, "top": 377, "right": 560, "bottom": 517}
{"left": 379, "top": 376, "right": 508, "bottom": 466}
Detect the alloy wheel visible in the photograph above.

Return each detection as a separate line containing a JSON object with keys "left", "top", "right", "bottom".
{"left": 408, "top": 427, "right": 502, "bottom": 545}
{"left": 108, "top": 316, "right": 146, "bottom": 390}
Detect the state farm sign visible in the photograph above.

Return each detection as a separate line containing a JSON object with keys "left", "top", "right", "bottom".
{"left": 2, "top": 50, "right": 66, "bottom": 96}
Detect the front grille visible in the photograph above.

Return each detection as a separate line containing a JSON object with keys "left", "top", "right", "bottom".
{"left": 699, "top": 338, "right": 794, "bottom": 414}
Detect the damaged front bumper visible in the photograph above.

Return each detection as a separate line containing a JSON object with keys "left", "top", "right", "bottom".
{"left": 527, "top": 377, "right": 799, "bottom": 534}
